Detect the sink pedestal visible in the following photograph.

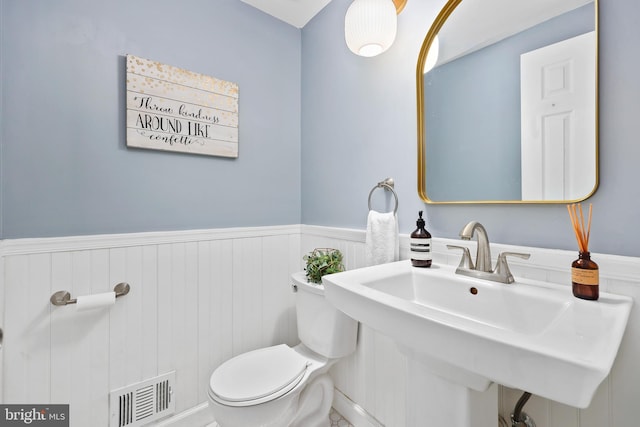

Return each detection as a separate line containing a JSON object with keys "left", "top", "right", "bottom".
{"left": 404, "top": 351, "right": 498, "bottom": 427}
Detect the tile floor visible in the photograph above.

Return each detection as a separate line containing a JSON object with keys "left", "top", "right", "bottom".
{"left": 329, "top": 408, "right": 355, "bottom": 427}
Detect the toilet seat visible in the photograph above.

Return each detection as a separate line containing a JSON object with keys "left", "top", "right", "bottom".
{"left": 209, "top": 344, "right": 310, "bottom": 407}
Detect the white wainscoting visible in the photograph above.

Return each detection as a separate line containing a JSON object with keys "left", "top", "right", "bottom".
{"left": 1, "top": 224, "right": 640, "bottom": 427}
{"left": 0, "top": 226, "right": 302, "bottom": 426}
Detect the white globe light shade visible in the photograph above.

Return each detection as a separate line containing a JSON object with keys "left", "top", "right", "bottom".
{"left": 345, "top": 0, "right": 398, "bottom": 57}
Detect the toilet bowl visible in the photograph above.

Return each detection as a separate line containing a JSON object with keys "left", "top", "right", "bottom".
{"left": 208, "top": 344, "right": 335, "bottom": 427}
{"left": 207, "top": 272, "right": 358, "bottom": 427}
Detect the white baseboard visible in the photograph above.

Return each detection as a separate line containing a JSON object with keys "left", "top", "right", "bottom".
{"left": 154, "top": 402, "right": 214, "bottom": 427}
{"left": 154, "top": 389, "right": 382, "bottom": 427}
{"left": 333, "top": 388, "right": 384, "bottom": 427}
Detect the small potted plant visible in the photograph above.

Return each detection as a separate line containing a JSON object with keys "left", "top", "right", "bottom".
{"left": 303, "top": 248, "right": 345, "bottom": 284}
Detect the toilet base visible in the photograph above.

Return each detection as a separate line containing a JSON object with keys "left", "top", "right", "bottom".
{"left": 290, "top": 374, "right": 333, "bottom": 427}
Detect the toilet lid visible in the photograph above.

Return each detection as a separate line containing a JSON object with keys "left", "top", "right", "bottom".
{"left": 209, "top": 344, "right": 309, "bottom": 404}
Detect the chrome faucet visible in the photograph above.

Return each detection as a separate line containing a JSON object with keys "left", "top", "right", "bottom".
{"left": 447, "top": 221, "right": 530, "bottom": 284}
{"left": 459, "top": 221, "right": 492, "bottom": 272}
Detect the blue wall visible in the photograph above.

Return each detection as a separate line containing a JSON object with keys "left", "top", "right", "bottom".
{"left": 425, "top": 4, "right": 594, "bottom": 201}
{"left": 0, "top": 0, "right": 301, "bottom": 238}
{"left": 302, "top": 0, "right": 640, "bottom": 257}
{"left": 3, "top": 0, "right": 640, "bottom": 258}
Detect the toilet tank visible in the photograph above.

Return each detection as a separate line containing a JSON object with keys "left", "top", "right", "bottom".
{"left": 291, "top": 272, "right": 358, "bottom": 359}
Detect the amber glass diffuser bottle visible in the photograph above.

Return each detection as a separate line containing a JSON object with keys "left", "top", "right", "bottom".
{"left": 567, "top": 204, "right": 599, "bottom": 301}
{"left": 571, "top": 251, "right": 599, "bottom": 300}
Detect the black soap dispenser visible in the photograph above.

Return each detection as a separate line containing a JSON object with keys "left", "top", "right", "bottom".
{"left": 411, "top": 211, "right": 432, "bottom": 268}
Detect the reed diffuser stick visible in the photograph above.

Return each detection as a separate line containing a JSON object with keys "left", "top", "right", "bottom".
{"left": 586, "top": 204, "right": 592, "bottom": 247}
{"left": 567, "top": 203, "right": 592, "bottom": 253}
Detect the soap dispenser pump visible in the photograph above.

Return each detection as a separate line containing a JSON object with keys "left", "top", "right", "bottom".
{"left": 411, "top": 211, "right": 432, "bottom": 268}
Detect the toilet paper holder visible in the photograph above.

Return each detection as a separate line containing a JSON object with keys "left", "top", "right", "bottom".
{"left": 50, "top": 282, "right": 130, "bottom": 306}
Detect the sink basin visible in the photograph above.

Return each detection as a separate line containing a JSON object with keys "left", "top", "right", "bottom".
{"left": 323, "top": 260, "right": 632, "bottom": 408}
{"left": 365, "top": 266, "right": 569, "bottom": 335}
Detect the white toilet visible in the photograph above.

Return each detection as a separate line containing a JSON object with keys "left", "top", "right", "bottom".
{"left": 207, "top": 271, "right": 358, "bottom": 427}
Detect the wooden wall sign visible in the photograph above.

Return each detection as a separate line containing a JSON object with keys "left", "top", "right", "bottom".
{"left": 126, "top": 55, "right": 239, "bottom": 158}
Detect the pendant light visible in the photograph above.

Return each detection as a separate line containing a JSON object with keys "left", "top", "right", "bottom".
{"left": 345, "top": 0, "right": 406, "bottom": 57}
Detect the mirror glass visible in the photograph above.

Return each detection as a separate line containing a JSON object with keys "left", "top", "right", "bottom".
{"left": 417, "top": 0, "right": 598, "bottom": 203}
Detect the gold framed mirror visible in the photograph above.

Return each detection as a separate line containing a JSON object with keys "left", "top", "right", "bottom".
{"left": 417, "top": 0, "right": 598, "bottom": 204}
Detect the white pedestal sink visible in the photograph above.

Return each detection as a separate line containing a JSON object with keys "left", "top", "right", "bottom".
{"left": 402, "top": 353, "right": 499, "bottom": 427}
{"left": 323, "top": 261, "right": 632, "bottom": 426}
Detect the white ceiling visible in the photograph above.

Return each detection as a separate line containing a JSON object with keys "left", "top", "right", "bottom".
{"left": 240, "top": 0, "right": 333, "bottom": 28}
{"left": 240, "top": 0, "right": 594, "bottom": 54}
{"left": 437, "top": 0, "right": 594, "bottom": 65}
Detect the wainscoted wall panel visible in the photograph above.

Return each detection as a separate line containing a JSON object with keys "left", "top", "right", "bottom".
{"left": 197, "top": 239, "right": 234, "bottom": 405}
{"left": 1, "top": 225, "right": 639, "bottom": 427}
{"left": 0, "top": 227, "right": 301, "bottom": 427}
{"left": 0, "top": 250, "right": 4, "bottom": 404}
{"left": 5, "top": 253, "right": 52, "bottom": 403}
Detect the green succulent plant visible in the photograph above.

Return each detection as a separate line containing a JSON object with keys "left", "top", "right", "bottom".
{"left": 303, "top": 248, "right": 345, "bottom": 284}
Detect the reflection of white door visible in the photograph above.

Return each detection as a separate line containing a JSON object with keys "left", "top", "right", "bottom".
{"left": 521, "top": 31, "right": 596, "bottom": 200}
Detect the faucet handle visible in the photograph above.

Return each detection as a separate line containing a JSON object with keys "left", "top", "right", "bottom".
{"left": 494, "top": 252, "right": 531, "bottom": 284}
{"left": 447, "top": 245, "right": 474, "bottom": 270}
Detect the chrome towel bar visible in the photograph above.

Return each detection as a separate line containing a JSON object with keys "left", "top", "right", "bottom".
{"left": 368, "top": 177, "right": 398, "bottom": 214}
{"left": 50, "top": 282, "right": 130, "bottom": 306}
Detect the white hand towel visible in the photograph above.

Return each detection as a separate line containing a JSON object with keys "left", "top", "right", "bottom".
{"left": 365, "top": 210, "right": 399, "bottom": 266}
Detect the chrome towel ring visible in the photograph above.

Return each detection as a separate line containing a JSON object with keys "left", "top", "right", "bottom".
{"left": 368, "top": 178, "right": 398, "bottom": 214}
